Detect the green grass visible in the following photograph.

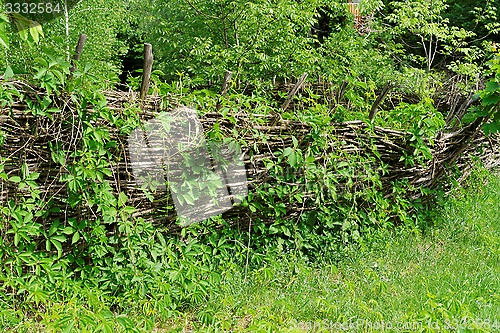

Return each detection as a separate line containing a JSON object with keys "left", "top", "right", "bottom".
{"left": 163, "top": 173, "right": 500, "bottom": 332}
{"left": 3, "top": 172, "right": 500, "bottom": 332}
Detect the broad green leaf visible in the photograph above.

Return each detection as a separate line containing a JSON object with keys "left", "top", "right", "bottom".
{"left": 72, "top": 232, "right": 80, "bottom": 244}
{"left": 34, "top": 23, "right": 44, "bottom": 40}
{"left": 29, "top": 24, "right": 40, "bottom": 44}
{"left": 52, "top": 70, "right": 65, "bottom": 85}
{"left": 24, "top": 212, "right": 33, "bottom": 223}
{"left": 116, "top": 316, "right": 134, "bottom": 328}
{"left": 461, "top": 112, "right": 478, "bottom": 124}
{"left": 34, "top": 68, "right": 48, "bottom": 80}
{"left": 0, "top": 23, "right": 9, "bottom": 49}
{"left": 17, "top": 24, "right": 29, "bottom": 41}
{"left": 27, "top": 172, "right": 40, "bottom": 181}
{"left": 49, "top": 220, "right": 60, "bottom": 236}
{"left": 356, "top": 81, "right": 368, "bottom": 89}
{"left": 118, "top": 192, "right": 127, "bottom": 207}
{"left": 34, "top": 57, "right": 49, "bottom": 67}
{"left": 184, "top": 193, "right": 195, "bottom": 205}
{"left": 9, "top": 176, "right": 21, "bottom": 183}
{"left": 482, "top": 94, "right": 500, "bottom": 106}
{"left": 485, "top": 81, "right": 500, "bottom": 93}
{"left": 122, "top": 206, "right": 136, "bottom": 214}
{"left": 288, "top": 151, "right": 297, "bottom": 167}
{"left": 52, "top": 239, "right": 62, "bottom": 257}
{"left": 483, "top": 122, "right": 500, "bottom": 135}
{"left": 52, "top": 234, "right": 66, "bottom": 242}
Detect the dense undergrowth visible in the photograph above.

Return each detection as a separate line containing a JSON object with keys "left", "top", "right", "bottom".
{"left": 1, "top": 1, "right": 500, "bottom": 331}
{"left": 0, "top": 55, "right": 498, "bottom": 332}
{"left": 2, "top": 165, "right": 500, "bottom": 332}
{"left": 0, "top": 61, "right": 459, "bottom": 332}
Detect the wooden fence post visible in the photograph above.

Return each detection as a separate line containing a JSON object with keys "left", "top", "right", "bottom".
{"left": 216, "top": 70, "right": 233, "bottom": 111}
{"left": 140, "top": 43, "right": 154, "bottom": 102}
{"left": 69, "top": 34, "right": 87, "bottom": 73}
{"left": 336, "top": 80, "right": 348, "bottom": 104}
{"left": 220, "top": 70, "right": 233, "bottom": 97}
{"left": 368, "top": 83, "right": 392, "bottom": 121}
{"left": 281, "top": 72, "right": 308, "bottom": 111}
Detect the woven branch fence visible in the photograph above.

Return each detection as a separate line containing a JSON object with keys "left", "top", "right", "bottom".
{"left": 1, "top": 80, "right": 499, "bottom": 232}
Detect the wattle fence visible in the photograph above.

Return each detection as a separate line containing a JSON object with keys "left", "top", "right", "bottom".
{"left": 1, "top": 78, "right": 499, "bottom": 232}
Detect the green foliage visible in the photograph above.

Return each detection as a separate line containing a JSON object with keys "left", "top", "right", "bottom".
{"left": 125, "top": 0, "right": 399, "bottom": 86}
{"left": 0, "top": 11, "right": 47, "bottom": 78}
{"left": 445, "top": 0, "right": 500, "bottom": 42}
{"left": 0, "top": 51, "right": 441, "bottom": 328}
{"left": 1, "top": 0, "right": 126, "bottom": 81}
{"left": 319, "top": 29, "right": 396, "bottom": 85}
{"left": 151, "top": 172, "right": 500, "bottom": 332}
{"left": 385, "top": 0, "right": 475, "bottom": 71}
{"left": 129, "top": 0, "right": 325, "bottom": 82}
{"left": 463, "top": 53, "right": 500, "bottom": 134}
{"left": 0, "top": 12, "right": 45, "bottom": 49}
{"left": 0, "top": 13, "right": 10, "bottom": 48}
{"left": 1, "top": 1, "right": 499, "bottom": 331}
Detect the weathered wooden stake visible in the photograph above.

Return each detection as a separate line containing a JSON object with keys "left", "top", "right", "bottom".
{"left": 216, "top": 70, "right": 233, "bottom": 111}
{"left": 368, "top": 83, "right": 392, "bottom": 121}
{"left": 336, "top": 80, "right": 348, "bottom": 104}
{"left": 281, "top": 72, "right": 308, "bottom": 111}
{"left": 220, "top": 70, "right": 233, "bottom": 96}
{"left": 69, "top": 34, "right": 87, "bottom": 73}
{"left": 140, "top": 43, "right": 154, "bottom": 102}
